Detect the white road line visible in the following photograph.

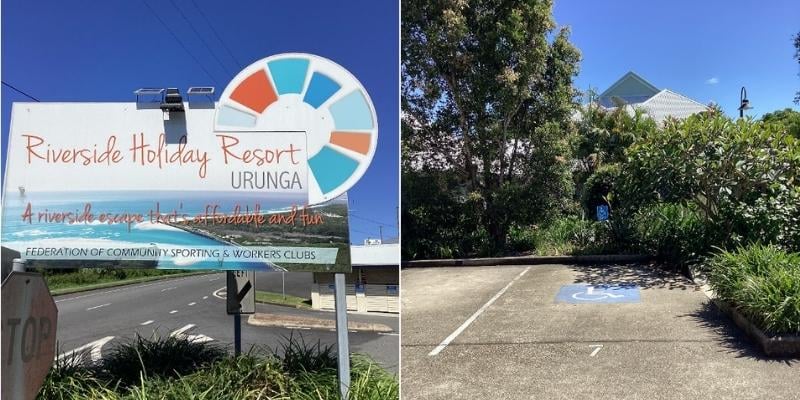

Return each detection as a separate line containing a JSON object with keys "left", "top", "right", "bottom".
{"left": 378, "top": 332, "right": 399, "bottom": 336}
{"left": 140, "top": 320, "right": 154, "bottom": 326}
{"left": 286, "top": 326, "right": 311, "bottom": 330}
{"left": 161, "top": 287, "right": 176, "bottom": 292}
{"left": 171, "top": 324, "right": 195, "bottom": 336}
{"left": 590, "top": 344, "right": 603, "bottom": 357}
{"left": 203, "top": 296, "right": 209, "bottom": 300}
{"left": 169, "top": 310, "right": 178, "bottom": 314}
{"left": 429, "top": 266, "right": 531, "bottom": 356}
{"left": 188, "top": 302, "right": 196, "bottom": 306}
{"left": 170, "top": 324, "right": 215, "bottom": 343}
{"left": 58, "top": 336, "right": 115, "bottom": 362}
{"left": 86, "top": 303, "right": 111, "bottom": 311}
{"left": 209, "top": 277, "right": 221, "bottom": 282}
{"left": 212, "top": 287, "right": 227, "bottom": 300}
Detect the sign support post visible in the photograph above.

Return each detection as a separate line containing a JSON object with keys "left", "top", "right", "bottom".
{"left": 334, "top": 273, "right": 351, "bottom": 399}
{"left": 227, "top": 270, "right": 254, "bottom": 357}
{"left": 234, "top": 313, "right": 242, "bottom": 356}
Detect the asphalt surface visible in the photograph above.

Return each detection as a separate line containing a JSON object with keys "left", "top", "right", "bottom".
{"left": 402, "top": 264, "right": 799, "bottom": 400}
{"left": 54, "top": 272, "right": 398, "bottom": 372}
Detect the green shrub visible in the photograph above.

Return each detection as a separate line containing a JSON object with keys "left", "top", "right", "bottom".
{"left": 509, "top": 217, "right": 621, "bottom": 256}
{"left": 706, "top": 244, "right": 800, "bottom": 335}
{"left": 623, "top": 113, "right": 800, "bottom": 249}
{"left": 580, "top": 164, "right": 621, "bottom": 219}
{"left": 632, "top": 202, "right": 712, "bottom": 267}
{"left": 40, "top": 335, "right": 398, "bottom": 399}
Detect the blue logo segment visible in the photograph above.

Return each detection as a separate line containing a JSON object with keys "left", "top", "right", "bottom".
{"left": 555, "top": 284, "right": 640, "bottom": 304}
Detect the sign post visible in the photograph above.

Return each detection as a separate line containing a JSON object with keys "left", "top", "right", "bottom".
{"left": 334, "top": 273, "right": 351, "bottom": 399}
{"left": 2, "top": 271, "right": 58, "bottom": 400}
{"left": 227, "top": 270, "right": 255, "bottom": 356}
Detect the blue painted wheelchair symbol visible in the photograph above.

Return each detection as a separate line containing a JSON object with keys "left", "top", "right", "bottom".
{"left": 555, "top": 284, "right": 640, "bottom": 304}
{"left": 596, "top": 205, "right": 609, "bottom": 221}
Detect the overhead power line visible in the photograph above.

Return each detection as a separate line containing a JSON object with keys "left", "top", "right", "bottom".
{"left": 2, "top": 81, "right": 40, "bottom": 102}
{"left": 350, "top": 213, "right": 398, "bottom": 229}
{"left": 168, "top": 0, "right": 234, "bottom": 78}
{"left": 188, "top": 0, "right": 242, "bottom": 70}
{"left": 140, "top": 0, "right": 219, "bottom": 86}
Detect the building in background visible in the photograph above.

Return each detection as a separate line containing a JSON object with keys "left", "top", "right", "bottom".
{"left": 596, "top": 71, "right": 709, "bottom": 123}
{"left": 311, "top": 243, "right": 399, "bottom": 313}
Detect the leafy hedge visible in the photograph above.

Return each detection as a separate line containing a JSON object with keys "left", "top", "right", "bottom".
{"left": 706, "top": 245, "right": 800, "bottom": 335}
{"left": 632, "top": 202, "right": 714, "bottom": 267}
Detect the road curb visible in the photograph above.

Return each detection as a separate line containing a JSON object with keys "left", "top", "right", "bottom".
{"left": 698, "top": 283, "right": 800, "bottom": 358}
{"left": 402, "top": 254, "right": 652, "bottom": 268}
{"left": 247, "top": 313, "right": 393, "bottom": 333}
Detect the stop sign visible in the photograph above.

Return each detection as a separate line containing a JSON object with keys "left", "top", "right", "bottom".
{"left": 2, "top": 272, "right": 58, "bottom": 400}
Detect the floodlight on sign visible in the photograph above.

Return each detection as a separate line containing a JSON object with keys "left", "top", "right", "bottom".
{"left": 187, "top": 86, "right": 215, "bottom": 95}
{"left": 134, "top": 88, "right": 165, "bottom": 103}
{"left": 160, "top": 88, "right": 184, "bottom": 112}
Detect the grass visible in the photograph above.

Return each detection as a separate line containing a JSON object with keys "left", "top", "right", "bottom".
{"left": 508, "top": 217, "right": 618, "bottom": 256}
{"left": 706, "top": 244, "right": 800, "bottom": 335}
{"left": 255, "top": 290, "right": 312, "bottom": 309}
{"left": 40, "top": 334, "right": 398, "bottom": 400}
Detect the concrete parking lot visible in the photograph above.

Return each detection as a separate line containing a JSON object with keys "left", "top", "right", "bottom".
{"left": 401, "top": 264, "right": 798, "bottom": 400}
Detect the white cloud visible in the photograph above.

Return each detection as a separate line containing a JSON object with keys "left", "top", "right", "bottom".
{"left": 705, "top": 77, "right": 719, "bottom": 85}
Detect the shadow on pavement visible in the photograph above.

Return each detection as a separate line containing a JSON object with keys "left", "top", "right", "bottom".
{"left": 568, "top": 263, "right": 695, "bottom": 290}
{"left": 681, "top": 301, "right": 797, "bottom": 365}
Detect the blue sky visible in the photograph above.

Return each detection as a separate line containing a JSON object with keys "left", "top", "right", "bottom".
{"left": 1, "top": 0, "right": 399, "bottom": 244}
{"left": 553, "top": 0, "right": 799, "bottom": 117}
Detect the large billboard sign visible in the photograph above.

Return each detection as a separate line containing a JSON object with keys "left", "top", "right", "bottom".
{"left": 1, "top": 53, "right": 377, "bottom": 272}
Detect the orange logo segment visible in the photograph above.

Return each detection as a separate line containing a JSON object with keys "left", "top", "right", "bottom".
{"left": 330, "top": 131, "right": 371, "bottom": 155}
{"left": 230, "top": 70, "right": 277, "bottom": 113}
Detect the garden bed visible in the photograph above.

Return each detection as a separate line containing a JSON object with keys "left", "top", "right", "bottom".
{"left": 712, "top": 298, "right": 800, "bottom": 357}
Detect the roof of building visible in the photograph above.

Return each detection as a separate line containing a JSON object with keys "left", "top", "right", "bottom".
{"left": 350, "top": 243, "right": 399, "bottom": 266}
{"left": 624, "top": 89, "right": 709, "bottom": 123}
{"left": 596, "top": 71, "right": 709, "bottom": 123}
{"left": 597, "top": 71, "right": 661, "bottom": 108}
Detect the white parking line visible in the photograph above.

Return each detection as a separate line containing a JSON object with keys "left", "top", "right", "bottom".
{"left": 429, "top": 266, "right": 531, "bottom": 356}
{"left": 169, "top": 310, "right": 178, "bottom": 314}
{"left": 86, "top": 303, "right": 111, "bottom": 311}
{"left": 378, "top": 332, "right": 399, "bottom": 336}
{"left": 140, "top": 320, "right": 154, "bottom": 326}
{"left": 188, "top": 302, "right": 196, "bottom": 306}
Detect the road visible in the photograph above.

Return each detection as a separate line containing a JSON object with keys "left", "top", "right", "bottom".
{"left": 54, "top": 272, "right": 398, "bottom": 372}
{"left": 402, "top": 264, "right": 798, "bottom": 400}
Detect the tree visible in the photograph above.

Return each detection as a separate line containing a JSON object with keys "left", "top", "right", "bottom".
{"left": 402, "top": 0, "right": 581, "bottom": 253}
{"left": 795, "top": 31, "right": 799, "bottom": 104}
{"left": 762, "top": 108, "right": 800, "bottom": 139}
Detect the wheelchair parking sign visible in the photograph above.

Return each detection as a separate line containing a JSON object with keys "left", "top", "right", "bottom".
{"left": 555, "top": 284, "right": 640, "bottom": 304}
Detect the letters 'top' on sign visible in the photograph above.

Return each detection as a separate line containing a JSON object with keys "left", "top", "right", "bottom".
{"left": 2, "top": 272, "right": 58, "bottom": 400}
